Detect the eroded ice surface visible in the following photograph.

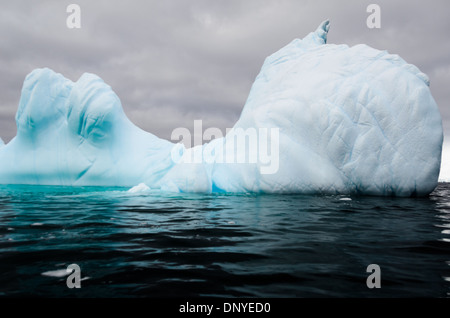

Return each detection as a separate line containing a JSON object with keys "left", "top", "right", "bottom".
{"left": 0, "top": 21, "right": 443, "bottom": 196}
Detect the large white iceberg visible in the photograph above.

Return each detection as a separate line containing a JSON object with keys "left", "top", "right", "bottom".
{"left": 0, "top": 21, "right": 443, "bottom": 196}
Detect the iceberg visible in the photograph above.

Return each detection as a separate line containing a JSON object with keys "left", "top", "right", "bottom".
{"left": 0, "top": 21, "right": 443, "bottom": 196}
{"left": 128, "top": 183, "right": 151, "bottom": 193}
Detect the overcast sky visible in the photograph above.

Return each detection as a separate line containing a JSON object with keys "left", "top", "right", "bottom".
{"left": 0, "top": 0, "right": 449, "bottom": 178}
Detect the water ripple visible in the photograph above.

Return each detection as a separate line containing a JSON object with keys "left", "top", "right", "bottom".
{"left": 0, "top": 183, "right": 449, "bottom": 297}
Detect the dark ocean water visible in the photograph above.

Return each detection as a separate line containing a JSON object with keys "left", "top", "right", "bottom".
{"left": 0, "top": 183, "right": 449, "bottom": 298}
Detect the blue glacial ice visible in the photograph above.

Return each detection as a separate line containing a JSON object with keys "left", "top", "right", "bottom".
{"left": 0, "top": 21, "right": 443, "bottom": 196}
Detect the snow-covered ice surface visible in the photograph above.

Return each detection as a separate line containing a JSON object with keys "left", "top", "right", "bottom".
{"left": 0, "top": 21, "right": 443, "bottom": 196}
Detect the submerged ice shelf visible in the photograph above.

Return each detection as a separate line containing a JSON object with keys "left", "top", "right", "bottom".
{"left": 0, "top": 21, "right": 443, "bottom": 196}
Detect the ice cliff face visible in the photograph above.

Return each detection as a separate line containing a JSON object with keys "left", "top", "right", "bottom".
{"left": 0, "top": 21, "right": 443, "bottom": 196}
